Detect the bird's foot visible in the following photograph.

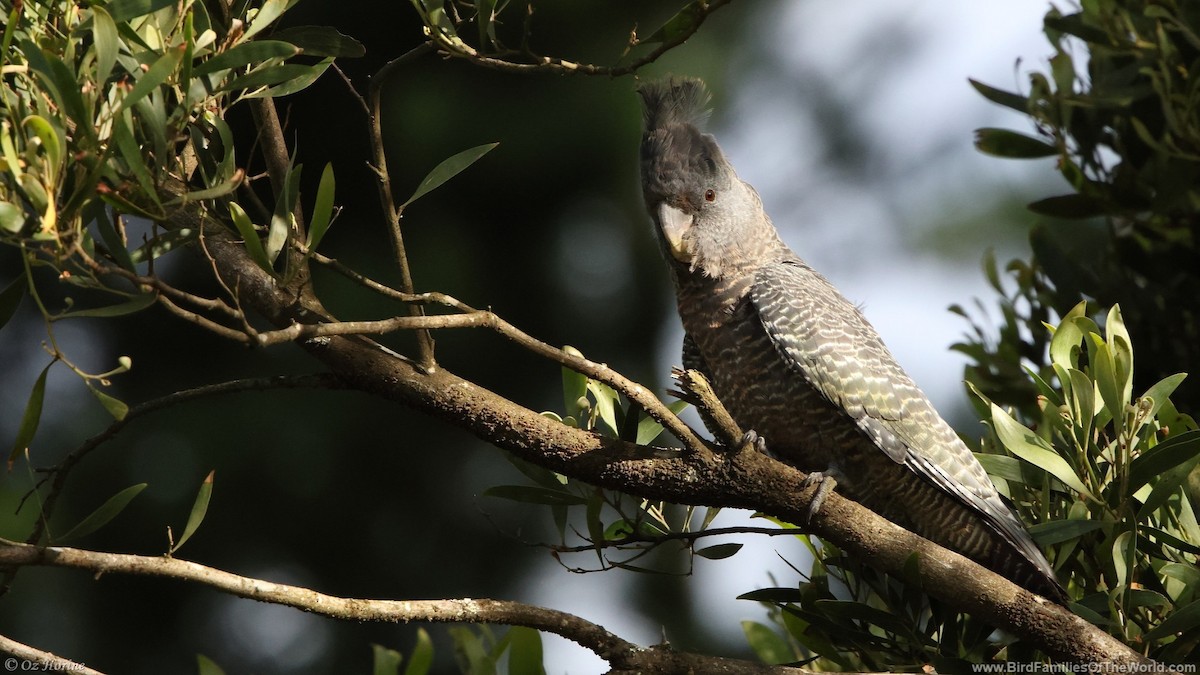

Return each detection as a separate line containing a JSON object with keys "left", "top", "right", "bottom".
{"left": 800, "top": 472, "right": 837, "bottom": 523}
{"left": 737, "top": 430, "right": 768, "bottom": 455}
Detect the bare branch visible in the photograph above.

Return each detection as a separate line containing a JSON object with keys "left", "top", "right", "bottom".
{"left": 0, "top": 633, "right": 102, "bottom": 675}
{"left": 0, "top": 541, "right": 813, "bottom": 674}
{"left": 420, "top": 0, "right": 737, "bottom": 77}
{"left": 366, "top": 45, "right": 436, "bottom": 369}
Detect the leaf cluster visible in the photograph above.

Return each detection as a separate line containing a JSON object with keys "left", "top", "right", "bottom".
{"left": 969, "top": 0, "right": 1200, "bottom": 412}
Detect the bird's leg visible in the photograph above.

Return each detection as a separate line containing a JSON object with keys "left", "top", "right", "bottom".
{"left": 800, "top": 472, "right": 838, "bottom": 523}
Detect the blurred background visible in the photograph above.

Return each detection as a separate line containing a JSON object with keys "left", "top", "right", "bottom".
{"left": 0, "top": 0, "right": 1066, "bottom": 672}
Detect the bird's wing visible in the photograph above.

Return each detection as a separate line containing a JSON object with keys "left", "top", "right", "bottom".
{"left": 748, "top": 260, "right": 1042, "bottom": 543}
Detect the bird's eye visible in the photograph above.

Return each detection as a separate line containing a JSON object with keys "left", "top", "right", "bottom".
{"left": 704, "top": 189, "right": 716, "bottom": 202}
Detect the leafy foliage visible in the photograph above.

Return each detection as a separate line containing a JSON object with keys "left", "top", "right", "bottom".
{"left": 486, "top": 347, "right": 731, "bottom": 574}
{"left": 967, "top": 0, "right": 1200, "bottom": 413}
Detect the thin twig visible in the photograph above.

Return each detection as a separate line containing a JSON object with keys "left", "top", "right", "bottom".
{"left": 550, "top": 524, "right": 807, "bottom": 554}
{"left": 425, "top": 0, "right": 735, "bottom": 77}
{"left": 0, "top": 633, "right": 102, "bottom": 675}
{"left": 255, "top": 311, "right": 707, "bottom": 455}
{"left": 366, "top": 44, "right": 436, "bottom": 370}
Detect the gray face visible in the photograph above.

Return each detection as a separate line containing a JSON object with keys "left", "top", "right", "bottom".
{"left": 638, "top": 78, "right": 776, "bottom": 280}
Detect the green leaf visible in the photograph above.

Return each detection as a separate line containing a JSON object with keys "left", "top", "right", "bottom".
{"left": 974, "top": 128, "right": 1058, "bottom": 158}
{"left": 505, "top": 627, "right": 544, "bottom": 675}
{"left": 635, "top": 400, "right": 689, "bottom": 445}
{"left": 57, "top": 483, "right": 148, "bottom": 542}
{"left": 740, "top": 621, "right": 793, "bottom": 665}
{"left": 1028, "top": 518, "right": 1105, "bottom": 546}
{"left": 1048, "top": 305, "right": 1088, "bottom": 371}
{"left": 990, "top": 403, "right": 1095, "bottom": 500}
{"left": 0, "top": 274, "right": 26, "bottom": 330}
{"left": 266, "top": 163, "right": 301, "bottom": 265}
{"left": 968, "top": 78, "right": 1029, "bottom": 113}
{"left": 400, "top": 143, "right": 498, "bottom": 209}
{"left": 106, "top": 0, "right": 177, "bottom": 20}
{"left": 244, "top": 0, "right": 297, "bottom": 40}
{"left": 1027, "top": 193, "right": 1107, "bottom": 219}
{"left": 92, "top": 205, "right": 137, "bottom": 272}
{"left": 58, "top": 292, "right": 156, "bottom": 319}
{"left": 371, "top": 643, "right": 403, "bottom": 675}
{"left": 560, "top": 347, "right": 589, "bottom": 420}
{"left": 121, "top": 45, "right": 185, "bottom": 114}
{"left": 586, "top": 379, "right": 620, "bottom": 436}
{"left": 8, "top": 362, "right": 51, "bottom": 466}
{"left": 1128, "top": 430, "right": 1200, "bottom": 495}
{"left": 1136, "top": 434, "right": 1200, "bottom": 516}
{"left": 195, "top": 654, "right": 226, "bottom": 675}
{"left": 403, "top": 627, "right": 434, "bottom": 675}
{"left": 91, "top": 6, "right": 120, "bottom": 86}
{"left": 695, "top": 542, "right": 743, "bottom": 560}
{"left": 1143, "top": 598, "right": 1200, "bottom": 641}
{"left": 643, "top": 1, "right": 706, "bottom": 45}
{"left": 23, "top": 115, "right": 63, "bottom": 176}
{"left": 129, "top": 228, "right": 200, "bottom": 264}
{"left": 448, "top": 627, "right": 493, "bottom": 674}
{"left": 305, "top": 163, "right": 337, "bottom": 254}
{"left": 114, "top": 108, "right": 164, "bottom": 209}
{"left": 171, "top": 470, "right": 214, "bottom": 554}
{"left": 1139, "top": 373, "right": 1187, "bottom": 423}
{"left": 87, "top": 383, "right": 129, "bottom": 420}
{"left": 249, "top": 57, "right": 332, "bottom": 98}
{"left": 481, "top": 485, "right": 588, "bottom": 506}
{"left": 0, "top": 202, "right": 26, "bottom": 233}
{"left": 192, "top": 40, "right": 299, "bottom": 77}
{"left": 737, "top": 587, "right": 806, "bottom": 603}
{"left": 1111, "top": 529, "right": 1134, "bottom": 590}
{"left": 271, "top": 25, "right": 366, "bottom": 57}
{"left": 228, "top": 202, "right": 274, "bottom": 274}
{"left": 220, "top": 62, "right": 322, "bottom": 94}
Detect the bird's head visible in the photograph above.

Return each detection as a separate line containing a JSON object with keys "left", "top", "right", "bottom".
{"left": 638, "top": 77, "right": 783, "bottom": 280}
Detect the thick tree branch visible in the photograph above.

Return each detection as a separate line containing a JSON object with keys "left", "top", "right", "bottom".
{"left": 183, "top": 211, "right": 1166, "bottom": 670}
{"left": 0, "top": 541, "right": 811, "bottom": 675}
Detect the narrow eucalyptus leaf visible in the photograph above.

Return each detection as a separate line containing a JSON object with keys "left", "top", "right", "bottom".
{"left": 271, "top": 25, "right": 366, "bottom": 57}
{"left": 401, "top": 142, "right": 498, "bottom": 208}
{"left": 121, "top": 45, "right": 185, "bottom": 113}
{"left": 8, "top": 362, "right": 52, "bottom": 466}
{"left": 58, "top": 293, "right": 156, "bottom": 318}
{"left": 171, "top": 470, "right": 215, "bottom": 554}
{"left": 57, "top": 483, "right": 148, "bottom": 542}
{"left": 695, "top": 542, "right": 743, "bottom": 560}
{"left": 87, "top": 383, "right": 129, "bottom": 421}
{"left": 228, "top": 202, "right": 274, "bottom": 274}
{"left": 306, "top": 162, "right": 337, "bottom": 253}
{"left": 403, "top": 627, "right": 435, "bottom": 675}
{"left": 192, "top": 40, "right": 298, "bottom": 76}
{"left": 106, "top": 0, "right": 177, "bottom": 20}
{"left": 505, "top": 626, "right": 543, "bottom": 675}
{"left": 371, "top": 644, "right": 403, "bottom": 675}
{"left": 990, "top": 403, "right": 1095, "bottom": 499}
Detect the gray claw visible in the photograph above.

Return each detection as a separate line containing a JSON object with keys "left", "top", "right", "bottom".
{"left": 738, "top": 430, "right": 768, "bottom": 455}
{"left": 800, "top": 472, "right": 837, "bottom": 523}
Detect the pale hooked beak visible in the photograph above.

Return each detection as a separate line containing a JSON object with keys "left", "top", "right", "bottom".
{"left": 657, "top": 203, "right": 693, "bottom": 262}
